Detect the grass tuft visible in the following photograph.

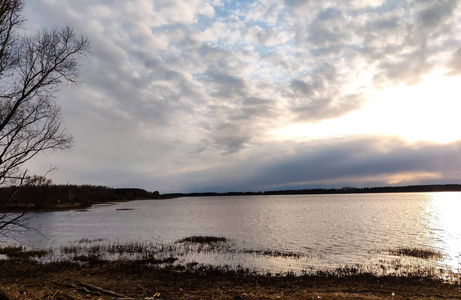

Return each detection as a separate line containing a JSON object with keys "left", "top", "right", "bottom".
{"left": 0, "top": 245, "right": 24, "bottom": 256}
{"left": 176, "top": 235, "right": 228, "bottom": 244}
{"left": 389, "top": 247, "right": 443, "bottom": 259}
{"left": 3, "top": 240, "right": 458, "bottom": 284}
{"left": 243, "top": 249, "right": 301, "bottom": 258}
{"left": 0, "top": 245, "right": 49, "bottom": 260}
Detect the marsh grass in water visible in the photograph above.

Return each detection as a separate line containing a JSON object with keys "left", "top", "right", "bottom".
{"left": 0, "top": 245, "right": 24, "bottom": 256}
{"left": 76, "top": 238, "right": 106, "bottom": 244}
{"left": 371, "top": 247, "right": 444, "bottom": 259}
{"left": 176, "top": 235, "right": 228, "bottom": 244}
{"left": 242, "top": 249, "right": 303, "bottom": 258}
{"left": 389, "top": 247, "right": 443, "bottom": 259}
{"left": 0, "top": 245, "right": 49, "bottom": 260}
{"left": 2, "top": 237, "right": 460, "bottom": 283}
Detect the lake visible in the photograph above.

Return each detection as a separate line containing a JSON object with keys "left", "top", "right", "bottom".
{"left": 3, "top": 192, "right": 461, "bottom": 276}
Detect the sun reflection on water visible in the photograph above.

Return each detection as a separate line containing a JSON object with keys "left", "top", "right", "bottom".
{"left": 425, "top": 192, "right": 461, "bottom": 272}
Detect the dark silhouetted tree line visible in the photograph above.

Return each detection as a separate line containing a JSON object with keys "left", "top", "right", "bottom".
{"left": 0, "top": 184, "right": 161, "bottom": 210}
{"left": 164, "top": 184, "right": 461, "bottom": 198}
{"left": 262, "top": 184, "right": 461, "bottom": 195}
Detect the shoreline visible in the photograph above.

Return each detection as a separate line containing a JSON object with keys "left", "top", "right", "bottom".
{"left": 1, "top": 257, "right": 461, "bottom": 299}
{"left": 2, "top": 186, "right": 461, "bottom": 214}
{"left": 2, "top": 183, "right": 461, "bottom": 214}
{"left": 0, "top": 198, "right": 149, "bottom": 213}
{"left": 1, "top": 237, "right": 460, "bottom": 299}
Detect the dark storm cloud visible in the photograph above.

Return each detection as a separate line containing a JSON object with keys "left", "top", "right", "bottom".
{"left": 180, "top": 137, "right": 461, "bottom": 192}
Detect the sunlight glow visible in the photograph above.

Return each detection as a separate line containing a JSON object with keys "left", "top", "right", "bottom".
{"left": 426, "top": 192, "right": 461, "bottom": 272}
{"left": 273, "top": 74, "right": 461, "bottom": 143}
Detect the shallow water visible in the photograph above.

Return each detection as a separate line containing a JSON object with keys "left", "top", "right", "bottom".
{"left": 3, "top": 192, "right": 461, "bottom": 274}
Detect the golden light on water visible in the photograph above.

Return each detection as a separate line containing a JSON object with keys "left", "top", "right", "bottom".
{"left": 425, "top": 192, "right": 461, "bottom": 271}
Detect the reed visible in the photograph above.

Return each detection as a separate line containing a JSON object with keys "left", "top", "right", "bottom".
{"left": 176, "top": 235, "right": 228, "bottom": 244}
{"left": 0, "top": 245, "right": 49, "bottom": 260}
{"left": 242, "top": 249, "right": 302, "bottom": 258}
{"left": 1, "top": 237, "right": 459, "bottom": 284}
{"left": 0, "top": 245, "right": 23, "bottom": 256}
{"left": 389, "top": 247, "right": 443, "bottom": 259}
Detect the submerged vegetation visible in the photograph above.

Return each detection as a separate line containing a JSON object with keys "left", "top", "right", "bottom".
{"left": 1, "top": 236, "right": 458, "bottom": 283}
{"left": 389, "top": 247, "right": 444, "bottom": 259}
{"left": 1, "top": 236, "right": 461, "bottom": 299}
{"left": 176, "top": 235, "right": 228, "bottom": 244}
{"left": 371, "top": 247, "right": 444, "bottom": 260}
{"left": 0, "top": 245, "right": 49, "bottom": 260}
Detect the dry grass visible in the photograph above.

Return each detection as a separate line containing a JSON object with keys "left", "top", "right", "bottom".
{"left": 1, "top": 238, "right": 459, "bottom": 284}
{"left": 1, "top": 238, "right": 461, "bottom": 299}
{"left": 388, "top": 247, "right": 443, "bottom": 259}
{"left": 1, "top": 254, "right": 461, "bottom": 299}
{"left": 0, "top": 245, "right": 49, "bottom": 260}
{"left": 176, "top": 235, "right": 228, "bottom": 244}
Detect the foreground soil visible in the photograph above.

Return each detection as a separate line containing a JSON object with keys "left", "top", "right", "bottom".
{"left": 1, "top": 259, "right": 461, "bottom": 299}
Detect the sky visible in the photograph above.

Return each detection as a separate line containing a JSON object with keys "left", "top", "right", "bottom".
{"left": 22, "top": 0, "right": 461, "bottom": 193}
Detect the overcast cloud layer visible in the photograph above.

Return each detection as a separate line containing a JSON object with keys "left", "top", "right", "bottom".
{"left": 22, "top": 0, "right": 461, "bottom": 192}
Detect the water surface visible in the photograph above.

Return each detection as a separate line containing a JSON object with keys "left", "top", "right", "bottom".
{"left": 4, "top": 192, "right": 461, "bottom": 274}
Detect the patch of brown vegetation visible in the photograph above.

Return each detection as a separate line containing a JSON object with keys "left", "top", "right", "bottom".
{"left": 176, "top": 235, "right": 228, "bottom": 244}
{"left": 1, "top": 257, "right": 461, "bottom": 299}
{"left": 388, "top": 247, "right": 444, "bottom": 259}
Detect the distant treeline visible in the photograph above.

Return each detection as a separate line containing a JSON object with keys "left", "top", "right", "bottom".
{"left": 164, "top": 184, "right": 461, "bottom": 198}
{"left": 3, "top": 183, "right": 460, "bottom": 211}
{"left": 0, "top": 185, "right": 162, "bottom": 210}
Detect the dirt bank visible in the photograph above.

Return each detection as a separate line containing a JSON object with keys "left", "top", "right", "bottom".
{"left": 1, "top": 258, "right": 461, "bottom": 299}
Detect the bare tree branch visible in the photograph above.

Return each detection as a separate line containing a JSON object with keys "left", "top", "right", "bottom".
{"left": 0, "top": 0, "right": 89, "bottom": 234}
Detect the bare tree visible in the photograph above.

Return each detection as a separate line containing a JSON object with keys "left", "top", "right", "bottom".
{"left": 0, "top": 0, "right": 90, "bottom": 233}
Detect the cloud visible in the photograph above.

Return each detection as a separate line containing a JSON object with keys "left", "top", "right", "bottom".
{"left": 447, "top": 47, "right": 461, "bottom": 75}
{"left": 418, "top": 0, "right": 457, "bottom": 28}
{"left": 176, "top": 137, "right": 461, "bottom": 192}
{"left": 19, "top": 0, "right": 461, "bottom": 192}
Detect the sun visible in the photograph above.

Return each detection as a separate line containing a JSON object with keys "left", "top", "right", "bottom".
{"left": 364, "top": 74, "right": 461, "bottom": 143}
{"left": 272, "top": 74, "right": 461, "bottom": 144}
